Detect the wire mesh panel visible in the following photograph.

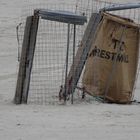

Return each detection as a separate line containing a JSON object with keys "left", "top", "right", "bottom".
{"left": 28, "top": 19, "right": 76, "bottom": 104}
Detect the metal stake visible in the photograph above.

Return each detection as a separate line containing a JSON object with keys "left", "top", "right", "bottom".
{"left": 64, "top": 23, "right": 70, "bottom": 103}
{"left": 71, "top": 24, "right": 76, "bottom": 104}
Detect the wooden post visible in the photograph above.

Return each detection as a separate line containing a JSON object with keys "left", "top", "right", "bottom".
{"left": 14, "top": 16, "right": 33, "bottom": 104}
{"left": 22, "top": 12, "right": 39, "bottom": 103}
{"left": 14, "top": 11, "right": 39, "bottom": 104}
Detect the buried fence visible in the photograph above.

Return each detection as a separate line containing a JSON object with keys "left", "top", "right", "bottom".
{"left": 14, "top": 1, "right": 140, "bottom": 105}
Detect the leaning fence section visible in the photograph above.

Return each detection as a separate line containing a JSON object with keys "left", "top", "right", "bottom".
{"left": 15, "top": 0, "right": 140, "bottom": 105}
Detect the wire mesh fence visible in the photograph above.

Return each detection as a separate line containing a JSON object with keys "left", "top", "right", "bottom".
{"left": 28, "top": 19, "right": 77, "bottom": 105}
{"left": 16, "top": 0, "right": 140, "bottom": 105}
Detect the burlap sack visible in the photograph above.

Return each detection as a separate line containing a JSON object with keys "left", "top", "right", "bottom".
{"left": 82, "top": 13, "right": 140, "bottom": 103}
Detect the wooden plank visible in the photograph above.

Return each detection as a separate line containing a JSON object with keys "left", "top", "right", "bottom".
{"left": 22, "top": 13, "right": 39, "bottom": 103}
{"left": 14, "top": 16, "right": 33, "bottom": 104}
{"left": 66, "top": 13, "right": 102, "bottom": 95}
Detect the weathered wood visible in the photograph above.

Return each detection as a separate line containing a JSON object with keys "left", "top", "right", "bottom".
{"left": 22, "top": 13, "right": 39, "bottom": 103}
{"left": 66, "top": 13, "right": 102, "bottom": 95}
{"left": 14, "top": 16, "right": 33, "bottom": 104}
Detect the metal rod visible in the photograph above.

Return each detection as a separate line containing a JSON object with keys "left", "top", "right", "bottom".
{"left": 64, "top": 23, "right": 70, "bottom": 103}
{"left": 38, "top": 9, "right": 87, "bottom": 25}
{"left": 100, "top": 3, "right": 140, "bottom": 12}
{"left": 71, "top": 24, "right": 76, "bottom": 104}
